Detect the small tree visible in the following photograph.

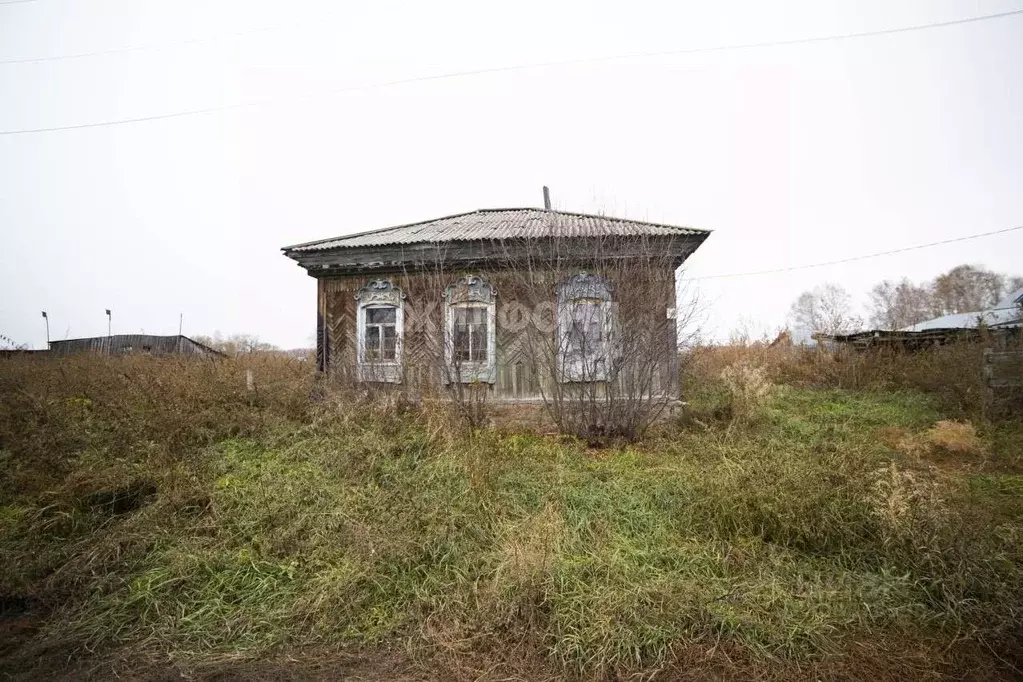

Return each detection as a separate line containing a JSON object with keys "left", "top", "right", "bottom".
{"left": 930, "top": 265, "right": 1006, "bottom": 315}
{"left": 193, "top": 333, "right": 279, "bottom": 355}
{"left": 789, "top": 283, "right": 862, "bottom": 337}
{"left": 867, "top": 278, "right": 934, "bottom": 330}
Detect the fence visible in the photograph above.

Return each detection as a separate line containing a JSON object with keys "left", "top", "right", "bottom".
{"left": 984, "top": 349, "right": 1023, "bottom": 417}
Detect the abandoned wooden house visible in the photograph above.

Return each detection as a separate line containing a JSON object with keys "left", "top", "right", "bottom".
{"left": 282, "top": 200, "right": 709, "bottom": 410}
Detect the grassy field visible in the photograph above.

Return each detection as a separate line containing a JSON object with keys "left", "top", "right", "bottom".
{"left": 1, "top": 351, "right": 1021, "bottom": 680}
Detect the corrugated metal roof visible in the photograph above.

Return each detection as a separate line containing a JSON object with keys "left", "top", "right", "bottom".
{"left": 900, "top": 307, "right": 1021, "bottom": 332}
{"left": 283, "top": 208, "right": 708, "bottom": 252}
{"left": 995, "top": 286, "right": 1023, "bottom": 309}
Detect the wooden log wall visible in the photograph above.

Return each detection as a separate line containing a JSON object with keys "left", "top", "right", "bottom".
{"left": 315, "top": 267, "right": 679, "bottom": 401}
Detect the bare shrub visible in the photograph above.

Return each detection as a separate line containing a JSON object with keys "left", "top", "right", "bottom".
{"left": 496, "top": 229, "right": 699, "bottom": 442}
{"left": 388, "top": 220, "right": 701, "bottom": 441}
{"left": 719, "top": 359, "right": 773, "bottom": 426}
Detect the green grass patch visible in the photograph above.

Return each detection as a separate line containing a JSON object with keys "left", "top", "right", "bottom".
{"left": 2, "top": 359, "right": 1021, "bottom": 679}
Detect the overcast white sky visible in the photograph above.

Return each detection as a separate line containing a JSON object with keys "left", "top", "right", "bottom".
{"left": 1, "top": 0, "right": 1021, "bottom": 349}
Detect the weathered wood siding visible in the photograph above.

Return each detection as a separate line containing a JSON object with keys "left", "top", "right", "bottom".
{"left": 316, "top": 267, "right": 679, "bottom": 401}
{"left": 47, "top": 335, "right": 221, "bottom": 357}
{"left": 984, "top": 349, "right": 1023, "bottom": 417}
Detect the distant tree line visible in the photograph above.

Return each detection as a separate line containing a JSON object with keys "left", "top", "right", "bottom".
{"left": 192, "top": 333, "right": 280, "bottom": 355}
{"left": 787, "top": 264, "right": 1023, "bottom": 337}
{"left": 867, "top": 265, "right": 1023, "bottom": 330}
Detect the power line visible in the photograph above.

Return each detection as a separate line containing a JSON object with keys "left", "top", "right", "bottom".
{"left": 0, "top": 20, "right": 297, "bottom": 65}
{"left": 1, "top": 7, "right": 1021, "bottom": 136}
{"left": 7, "top": 3, "right": 1018, "bottom": 68}
{"left": 689, "top": 225, "right": 1023, "bottom": 281}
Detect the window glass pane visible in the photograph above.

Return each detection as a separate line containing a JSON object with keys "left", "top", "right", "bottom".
{"left": 381, "top": 326, "right": 396, "bottom": 360}
{"left": 566, "top": 302, "right": 605, "bottom": 358}
{"left": 451, "top": 305, "right": 489, "bottom": 363}
{"left": 367, "top": 307, "right": 396, "bottom": 324}
{"left": 472, "top": 323, "right": 487, "bottom": 361}
{"left": 365, "top": 325, "right": 380, "bottom": 359}
{"left": 453, "top": 326, "right": 470, "bottom": 361}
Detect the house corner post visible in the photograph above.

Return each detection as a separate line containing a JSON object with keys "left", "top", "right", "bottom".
{"left": 316, "top": 278, "right": 328, "bottom": 373}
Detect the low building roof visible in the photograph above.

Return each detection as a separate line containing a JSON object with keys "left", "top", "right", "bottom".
{"left": 899, "top": 287, "right": 1023, "bottom": 332}
{"left": 282, "top": 207, "right": 710, "bottom": 275}
{"left": 899, "top": 308, "right": 1021, "bottom": 332}
{"left": 283, "top": 208, "right": 708, "bottom": 252}
{"left": 996, "top": 286, "right": 1023, "bottom": 309}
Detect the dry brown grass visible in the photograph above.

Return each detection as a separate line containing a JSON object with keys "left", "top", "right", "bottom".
{"left": 0, "top": 353, "right": 314, "bottom": 502}
{"left": 925, "top": 420, "right": 987, "bottom": 457}
{"left": 719, "top": 358, "right": 774, "bottom": 427}
{"left": 684, "top": 340, "right": 995, "bottom": 419}
{"left": 876, "top": 426, "right": 925, "bottom": 458}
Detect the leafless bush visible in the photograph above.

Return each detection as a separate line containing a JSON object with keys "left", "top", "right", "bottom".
{"left": 719, "top": 359, "right": 774, "bottom": 426}
{"left": 494, "top": 228, "right": 700, "bottom": 442}
{"left": 360, "top": 220, "right": 705, "bottom": 440}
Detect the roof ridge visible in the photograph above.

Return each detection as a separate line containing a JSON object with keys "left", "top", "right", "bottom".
{"left": 511, "top": 207, "right": 707, "bottom": 232}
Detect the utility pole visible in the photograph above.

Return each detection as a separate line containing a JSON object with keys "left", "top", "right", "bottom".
{"left": 178, "top": 313, "right": 183, "bottom": 336}
{"left": 106, "top": 309, "right": 111, "bottom": 336}
{"left": 41, "top": 311, "right": 49, "bottom": 349}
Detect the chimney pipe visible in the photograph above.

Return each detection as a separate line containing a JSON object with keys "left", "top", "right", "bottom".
{"left": 542, "top": 186, "right": 551, "bottom": 210}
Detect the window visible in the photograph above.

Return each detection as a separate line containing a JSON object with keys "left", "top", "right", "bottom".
{"left": 356, "top": 279, "right": 405, "bottom": 382}
{"left": 453, "top": 306, "right": 488, "bottom": 363}
{"left": 364, "top": 307, "right": 397, "bottom": 361}
{"left": 444, "top": 275, "right": 496, "bottom": 383}
{"left": 557, "top": 272, "right": 615, "bottom": 382}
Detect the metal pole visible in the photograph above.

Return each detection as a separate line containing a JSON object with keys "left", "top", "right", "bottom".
{"left": 41, "top": 311, "right": 49, "bottom": 349}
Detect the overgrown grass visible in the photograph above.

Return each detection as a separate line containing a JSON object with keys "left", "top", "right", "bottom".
{"left": 1, "top": 352, "right": 1021, "bottom": 680}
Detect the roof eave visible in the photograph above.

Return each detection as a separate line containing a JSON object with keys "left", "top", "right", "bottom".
{"left": 285, "top": 232, "right": 709, "bottom": 276}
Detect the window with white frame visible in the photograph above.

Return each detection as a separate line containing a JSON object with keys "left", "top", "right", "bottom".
{"left": 557, "top": 272, "right": 615, "bottom": 382}
{"left": 364, "top": 307, "right": 397, "bottom": 361}
{"left": 453, "top": 306, "right": 488, "bottom": 363}
{"left": 356, "top": 279, "right": 404, "bottom": 382}
{"left": 444, "top": 275, "right": 496, "bottom": 383}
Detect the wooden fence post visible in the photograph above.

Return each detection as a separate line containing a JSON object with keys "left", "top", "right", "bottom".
{"left": 983, "top": 348, "right": 993, "bottom": 419}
